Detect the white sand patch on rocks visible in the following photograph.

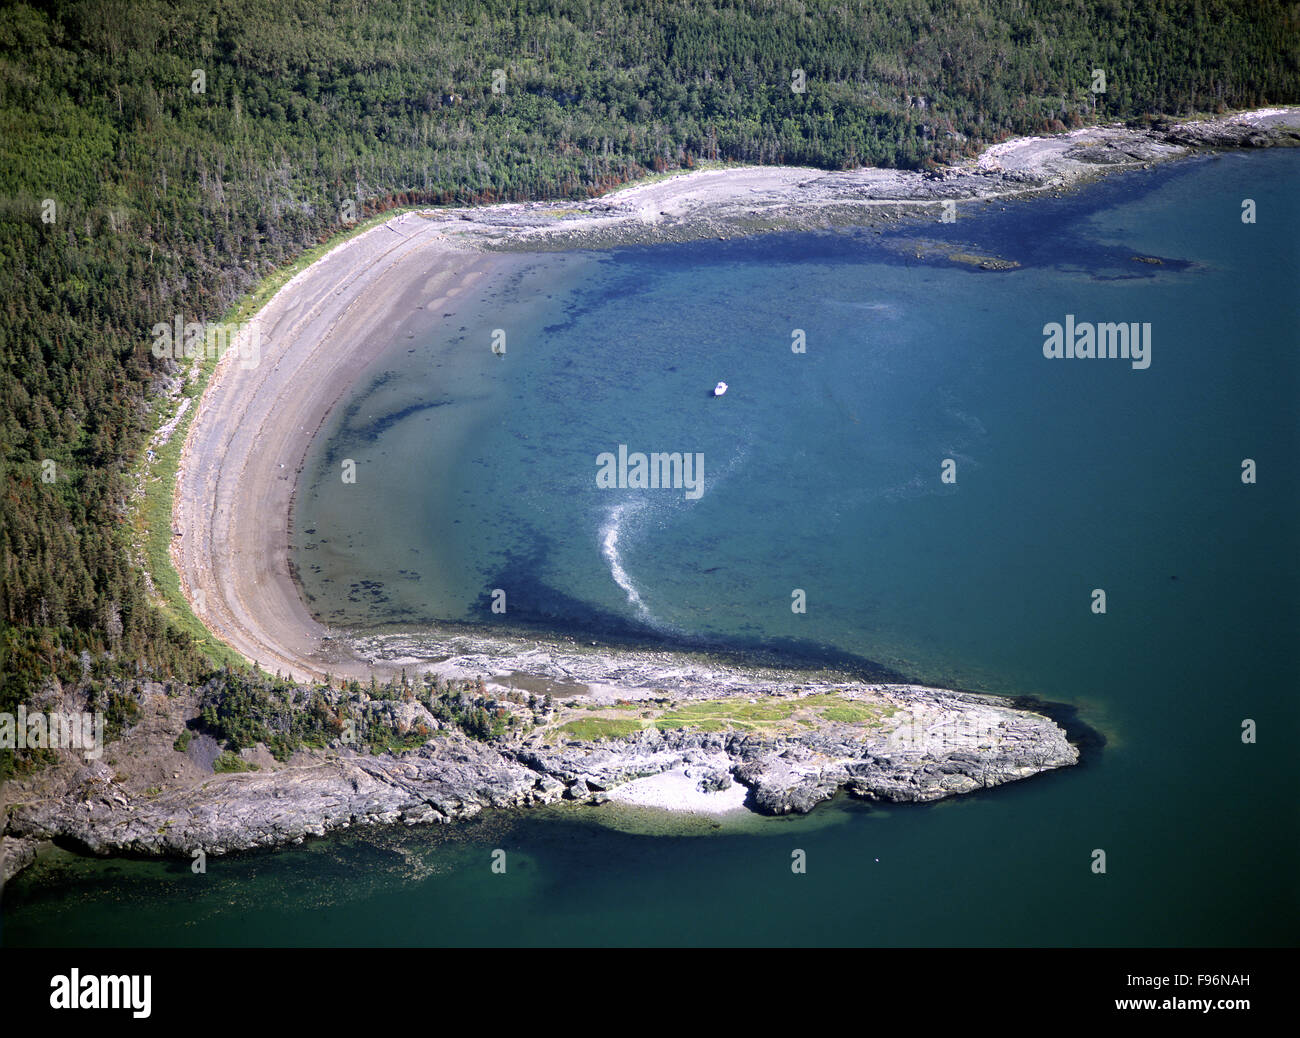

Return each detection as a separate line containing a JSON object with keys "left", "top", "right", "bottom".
{"left": 606, "top": 766, "right": 751, "bottom": 815}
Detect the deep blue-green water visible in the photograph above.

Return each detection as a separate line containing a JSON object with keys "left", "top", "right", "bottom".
{"left": 5, "top": 150, "right": 1297, "bottom": 946}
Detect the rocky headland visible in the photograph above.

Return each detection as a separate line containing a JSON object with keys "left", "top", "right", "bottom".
{"left": 2, "top": 636, "right": 1079, "bottom": 883}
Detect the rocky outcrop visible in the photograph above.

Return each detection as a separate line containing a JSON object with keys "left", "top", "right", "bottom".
{"left": 516, "top": 687, "right": 1078, "bottom": 815}
{"left": 1, "top": 834, "right": 41, "bottom": 883}
{"left": 3, "top": 678, "right": 1077, "bottom": 882}
{"left": 1161, "top": 118, "right": 1300, "bottom": 150}
{"left": 4, "top": 735, "right": 541, "bottom": 866}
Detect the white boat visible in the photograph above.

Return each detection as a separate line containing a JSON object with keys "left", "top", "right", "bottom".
{"left": 713, "top": 381, "right": 728, "bottom": 396}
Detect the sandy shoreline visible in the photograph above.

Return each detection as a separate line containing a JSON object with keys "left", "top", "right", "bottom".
{"left": 172, "top": 227, "right": 509, "bottom": 680}
{"left": 171, "top": 107, "right": 1300, "bottom": 686}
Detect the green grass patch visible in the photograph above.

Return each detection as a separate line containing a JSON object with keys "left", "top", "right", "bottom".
{"left": 805, "top": 695, "right": 898, "bottom": 726}
{"left": 652, "top": 717, "right": 742, "bottom": 733}
{"left": 820, "top": 704, "right": 877, "bottom": 723}
{"left": 655, "top": 698, "right": 797, "bottom": 730}
{"left": 652, "top": 693, "right": 899, "bottom": 732}
{"left": 559, "top": 717, "right": 645, "bottom": 741}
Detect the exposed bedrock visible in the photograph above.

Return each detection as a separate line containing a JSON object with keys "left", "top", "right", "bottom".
{"left": 4, "top": 681, "right": 1077, "bottom": 879}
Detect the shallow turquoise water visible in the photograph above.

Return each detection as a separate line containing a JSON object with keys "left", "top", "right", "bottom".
{"left": 5, "top": 150, "right": 1297, "bottom": 946}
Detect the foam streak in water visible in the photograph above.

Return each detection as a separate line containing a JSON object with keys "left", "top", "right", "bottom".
{"left": 601, "top": 502, "right": 654, "bottom": 624}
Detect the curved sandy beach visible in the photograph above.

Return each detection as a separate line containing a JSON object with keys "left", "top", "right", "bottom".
{"left": 170, "top": 109, "right": 1300, "bottom": 684}
{"left": 171, "top": 220, "right": 504, "bottom": 682}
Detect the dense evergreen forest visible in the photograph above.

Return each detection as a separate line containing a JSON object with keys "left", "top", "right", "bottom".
{"left": 1, "top": 0, "right": 1297, "bottom": 763}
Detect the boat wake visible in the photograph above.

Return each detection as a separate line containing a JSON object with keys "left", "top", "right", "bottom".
{"left": 600, "top": 501, "right": 656, "bottom": 625}
{"left": 597, "top": 444, "right": 751, "bottom": 631}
